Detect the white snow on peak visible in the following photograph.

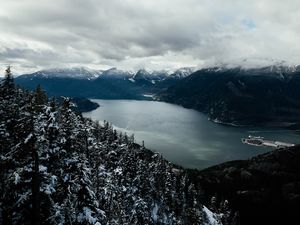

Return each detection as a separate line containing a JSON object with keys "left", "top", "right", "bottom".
{"left": 20, "top": 66, "right": 197, "bottom": 81}
{"left": 30, "top": 67, "right": 103, "bottom": 80}
{"left": 101, "top": 67, "right": 133, "bottom": 78}
{"left": 168, "top": 67, "right": 196, "bottom": 79}
{"left": 131, "top": 69, "right": 170, "bottom": 83}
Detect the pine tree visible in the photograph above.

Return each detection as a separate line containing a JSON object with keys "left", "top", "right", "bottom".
{"left": 2, "top": 66, "right": 14, "bottom": 94}
{"left": 75, "top": 162, "right": 103, "bottom": 225}
{"left": 34, "top": 85, "right": 48, "bottom": 112}
{"left": 0, "top": 67, "right": 230, "bottom": 225}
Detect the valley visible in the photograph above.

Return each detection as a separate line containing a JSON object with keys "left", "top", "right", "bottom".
{"left": 15, "top": 65, "right": 300, "bottom": 129}
{"left": 2, "top": 1, "right": 300, "bottom": 224}
{"left": 83, "top": 99, "right": 299, "bottom": 169}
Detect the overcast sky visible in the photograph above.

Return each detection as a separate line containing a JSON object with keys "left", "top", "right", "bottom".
{"left": 0, "top": 0, "right": 300, "bottom": 74}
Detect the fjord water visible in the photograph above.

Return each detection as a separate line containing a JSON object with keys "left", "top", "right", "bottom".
{"left": 83, "top": 100, "right": 299, "bottom": 169}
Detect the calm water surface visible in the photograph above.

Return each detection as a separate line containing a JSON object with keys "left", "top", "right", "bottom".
{"left": 83, "top": 100, "right": 299, "bottom": 169}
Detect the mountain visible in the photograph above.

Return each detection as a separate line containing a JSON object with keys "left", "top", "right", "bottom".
{"left": 15, "top": 65, "right": 300, "bottom": 126}
{"left": 15, "top": 67, "right": 194, "bottom": 100}
{"left": 196, "top": 145, "right": 300, "bottom": 225}
{"left": 168, "top": 67, "right": 196, "bottom": 79}
{"left": 156, "top": 67, "right": 196, "bottom": 90}
{"left": 0, "top": 71, "right": 231, "bottom": 225}
{"left": 157, "top": 66, "right": 300, "bottom": 126}
{"left": 69, "top": 97, "right": 100, "bottom": 112}
{"left": 100, "top": 67, "right": 133, "bottom": 79}
{"left": 132, "top": 69, "right": 169, "bottom": 84}
{"left": 16, "top": 67, "right": 143, "bottom": 99}
{"left": 21, "top": 67, "right": 103, "bottom": 80}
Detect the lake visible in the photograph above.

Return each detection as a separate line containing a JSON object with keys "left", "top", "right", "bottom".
{"left": 83, "top": 100, "right": 299, "bottom": 169}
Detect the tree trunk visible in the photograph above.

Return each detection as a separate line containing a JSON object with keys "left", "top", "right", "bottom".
{"left": 32, "top": 149, "right": 40, "bottom": 225}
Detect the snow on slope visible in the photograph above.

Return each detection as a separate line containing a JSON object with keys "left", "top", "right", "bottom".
{"left": 100, "top": 67, "right": 133, "bottom": 78}
{"left": 203, "top": 206, "right": 222, "bottom": 225}
{"left": 19, "top": 66, "right": 196, "bottom": 83}
{"left": 25, "top": 67, "right": 103, "bottom": 80}
{"left": 168, "top": 67, "right": 196, "bottom": 79}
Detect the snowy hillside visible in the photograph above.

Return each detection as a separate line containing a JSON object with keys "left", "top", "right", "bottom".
{"left": 0, "top": 68, "right": 234, "bottom": 225}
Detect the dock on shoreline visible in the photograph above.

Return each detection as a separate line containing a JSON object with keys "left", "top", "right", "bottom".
{"left": 242, "top": 136, "right": 295, "bottom": 149}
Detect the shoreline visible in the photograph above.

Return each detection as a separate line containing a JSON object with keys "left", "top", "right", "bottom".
{"left": 88, "top": 98, "right": 300, "bottom": 130}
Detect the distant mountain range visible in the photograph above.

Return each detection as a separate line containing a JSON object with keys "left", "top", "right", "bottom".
{"left": 15, "top": 65, "right": 300, "bottom": 127}
{"left": 157, "top": 65, "right": 300, "bottom": 127}
{"left": 15, "top": 67, "right": 195, "bottom": 99}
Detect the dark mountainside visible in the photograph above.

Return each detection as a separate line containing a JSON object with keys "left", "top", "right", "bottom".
{"left": 194, "top": 146, "right": 300, "bottom": 225}
{"left": 15, "top": 68, "right": 187, "bottom": 100}
{"left": 0, "top": 70, "right": 230, "bottom": 225}
{"left": 31, "top": 87, "right": 99, "bottom": 113}
{"left": 16, "top": 76, "right": 139, "bottom": 99}
{"left": 64, "top": 97, "right": 99, "bottom": 113}
{"left": 158, "top": 66, "right": 300, "bottom": 127}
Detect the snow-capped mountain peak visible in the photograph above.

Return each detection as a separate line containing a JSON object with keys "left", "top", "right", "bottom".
{"left": 168, "top": 67, "right": 196, "bottom": 79}
{"left": 26, "top": 67, "right": 103, "bottom": 80}
{"left": 100, "top": 67, "right": 133, "bottom": 78}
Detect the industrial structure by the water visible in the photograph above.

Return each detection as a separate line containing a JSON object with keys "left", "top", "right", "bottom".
{"left": 242, "top": 136, "right": 295, "bottom": 149}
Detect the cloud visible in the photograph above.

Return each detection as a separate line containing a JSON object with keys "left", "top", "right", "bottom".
{"left": 0, "top": 0, "right": 300, "bottom": 74}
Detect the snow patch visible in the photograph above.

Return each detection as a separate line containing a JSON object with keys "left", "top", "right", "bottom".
{"left": 128, "top": 78, "right": 135, "bottom": 83}
{"left": 77, "top": 207, "right": 98, "bottom": 224}
{"left": 114, "top": 167, "right": 122, "bottom": 175}
{"left": 14, "top": 172, "right": 20, "bottom": 185}
{"left": 24, "top": 133, "right": 33, "bottom": 144}
{"left": 39, "top": 165, "right": 47, "bottom": 172}
{"left": 203, "top": 206, "right": 222, "bottom": 225}
{"left": 142, "top": 94, "right": 154, "bottom": 99}
{"left": 151, "top": 203, "right": 159, "bottom": 222}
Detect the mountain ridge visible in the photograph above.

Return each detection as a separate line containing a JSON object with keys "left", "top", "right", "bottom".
{"left": 14, "top": 66, "right": 194, "bottom": 99}
{"left": 157, "top": 66, "right": 300, "bottom": 127}
{"left": 196, "top": 145, "right": 300, "bottom": 225}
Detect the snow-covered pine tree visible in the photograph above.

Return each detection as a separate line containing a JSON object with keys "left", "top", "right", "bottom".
{"left": 0, "top": 67, "right": 232, "bottom": 225}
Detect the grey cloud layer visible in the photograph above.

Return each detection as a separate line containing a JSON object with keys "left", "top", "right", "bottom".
{"left": 0, "top": 0, "right": 300, "bottom": 73}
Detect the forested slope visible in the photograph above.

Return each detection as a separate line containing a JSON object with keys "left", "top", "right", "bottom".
{"left": 0, "top": 68, "right": 230, "bottom": 225}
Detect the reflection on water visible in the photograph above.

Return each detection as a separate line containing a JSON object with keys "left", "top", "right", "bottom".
{"left": 83, "top": 100, "right": 299, "bottom": 169}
